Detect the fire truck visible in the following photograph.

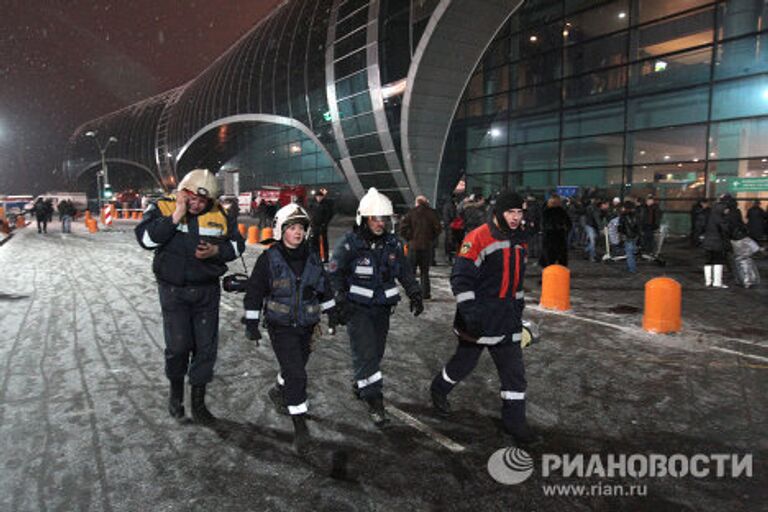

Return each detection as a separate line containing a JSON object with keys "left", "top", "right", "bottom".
{"left": 238, "top": 185, "right": 307, "bottom": 215}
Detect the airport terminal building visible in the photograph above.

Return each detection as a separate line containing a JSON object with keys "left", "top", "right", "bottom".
{"left": 65, "top": 0, "right": 768, "bottom": 230}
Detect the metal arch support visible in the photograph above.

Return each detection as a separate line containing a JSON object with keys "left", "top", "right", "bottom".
{"left": 400, "top": 0, "right": 524, "bottom": 204}
{"left": 173, "top": 113, "right": 347, "bottom": 182}
{"left": 74, "top": 158, "right": 163, "bottom": 188}
{"left": 325, "top": 0, "right": 366, "bottom": 199}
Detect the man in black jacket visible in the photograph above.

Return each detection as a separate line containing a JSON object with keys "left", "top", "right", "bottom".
{"left": 135, "top": 169, "right": 245, "bottom": 424}
{"left": 307, "top": 188, "right": 333, "bottom": 262}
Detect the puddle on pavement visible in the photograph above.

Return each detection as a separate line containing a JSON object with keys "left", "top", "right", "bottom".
{"left": 607, "top": 304, "right": 641, "bottom": 314}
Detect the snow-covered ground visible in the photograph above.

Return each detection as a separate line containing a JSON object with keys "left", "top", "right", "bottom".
{"left": 0, "top": 218, "right": 765, "bottom": 511}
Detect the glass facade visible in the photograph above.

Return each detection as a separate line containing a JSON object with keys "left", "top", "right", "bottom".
{"left": 446, "top": 0, "right": 768, "bottom": 232}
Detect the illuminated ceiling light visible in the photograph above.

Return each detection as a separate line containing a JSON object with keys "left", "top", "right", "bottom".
{"left": 563, "top": 29, "right": 569, "bottom": 37}
{"left": 710, "top": 152, "right": 716, "bottom": 157}
{"left": 693, "top": 158, "right": 699, "bottom": 162}
{"left": 663, "top": 155, "right": 671, "bottom": 160}
{"left": 289, "top": 143, "right": 302, "bottom": 154}
{"left": 667, "top": 174, "right": 674, "bottom": 179}
{"left": 762, "top": 158, "right": 767, "bottom": 162}
{"left": 654, "top": 60, "right": 668, "bottom": 72}
{"left": 529, "top": 35, "right": 538, "bottom": 42}
{"left": 677, "top": 163, "right": 683, "bottom": 167}
{"left": 639, "top": 150, "right": 646, "bottom": 155}
{"left": 618, "top": 11, "right": 627, "bottom": 19}
{"left": 763, "top": 88, "right": 768, "bottom": 100}
{"left": 489, "top": 128, "right": 502, "bottom": 138}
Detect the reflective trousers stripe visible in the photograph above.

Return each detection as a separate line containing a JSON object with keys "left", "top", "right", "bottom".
{"left": 245, "top": 310, "right": 260, "bottom": 320}
{"left": 288, "top": 401, "right": 308, "bottom": 415}
{"left": 500, "top": 391, "right": 525, "bottom": 400}
{"left": 277, "top": 373, "right": 285, "bottom": 386}
{"left": 320, "top": 298, "right": 336, "bottom": 311}
{"left": 357, "top": 371, "right": 382, "bottom": 389}
{"left": 442, "top": 367, "right": 457, "bottom": 385}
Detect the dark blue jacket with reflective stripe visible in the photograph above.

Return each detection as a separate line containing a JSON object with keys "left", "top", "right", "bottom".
{"left": 263, "top": 245, "right": 328, "bottom": 328}
{"left": 329, "top": 229, "right": 420, "bottom": 306}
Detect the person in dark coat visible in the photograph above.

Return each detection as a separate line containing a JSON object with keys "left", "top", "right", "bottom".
{"left": 636, "top": 195, "right": 663, "bottom": 255}
{"left": 441, "top": 195, "right": 459, "bottom": 264}
{"left": 701, "top": 195, "right": 732, "bottom": 288}
{"left": 460, "top": 194, "right": 488, "bottom": 233}
{"left": 692, "top": 199, "right": 710, "bottom": 247}
{"left": 524, "top": 195, "right": 543, "bottom": 261}
{"left": 539, "top": 195, "right": 571, "bottom": 268}
{"left": 618, "top": 200, "right": 641, "bottom": 273}
{"left": 400, "top": 196, "right": 442, "bottom": 299}
{"left": 307, "top": 188, "right": 334, "bottom": 262}
{"left": 747, "top": 201, "right": 765, "bottom": 243}
{"left": 33, "top": 198, "right": 50, "bottom": 233}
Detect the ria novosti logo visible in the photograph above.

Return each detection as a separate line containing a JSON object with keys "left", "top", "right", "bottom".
{"left": 487, "top": 447, "right": 535, "bottom": 485}
{"left": 487, "top": 449, "right": 753, "bottom": 486}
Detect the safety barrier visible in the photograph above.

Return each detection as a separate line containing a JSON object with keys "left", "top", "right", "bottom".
{"left": 238, "top": 223, "right": 247, "bottom": 237}
{"left": 539, "top": 264, "right": 570, "bottom": 311}
{"left": 260, "top": 227, "right": 274, "bottom": 241}
{"left": 247, "top": 226, "right": 259, "bottom": 244}
{"left": 103, "top": 205, "right": 114, "bottom": 227}
{"left": 15, "top": 215, "right": 26, "bottom": 229}
{"left": 642, "top": 277, "right": 681, "bottom": 334}
{"left": 86, "top": 218, "right": 99, "bottom": 233}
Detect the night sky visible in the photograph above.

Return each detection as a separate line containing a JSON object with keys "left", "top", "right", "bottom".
{"left": 0, "top": 0, "right": 283, "bottom": 195}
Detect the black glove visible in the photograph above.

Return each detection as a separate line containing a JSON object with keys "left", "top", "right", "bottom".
{"left": 335, "top": 296, "right": 354, "bottom": 326}
{"left": 457, "top": 302, "right": 482, "bottom": 336}
{"left": 244, "top": 318, "right": 262, "bottom": 342}
{"left": 327, "top": 306, "right": 340, "bottom": 333}
{"left": 409, "top": 294, "right": 424, "bottom": 317}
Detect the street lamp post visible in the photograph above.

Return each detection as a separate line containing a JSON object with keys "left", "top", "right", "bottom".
{"left": 85, "top": 130, "right": 118, "bottom": 214}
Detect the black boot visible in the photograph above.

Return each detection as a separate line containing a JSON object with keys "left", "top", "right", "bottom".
{"left": 191, "top": 385, "right": 216, "bottom": 424}
{"left": 504, "top": 422, "right": 542, "bottom": 447}
{"left": 366, "top": 396, "right": 389, "bottom": 428}
{"left": 268, "top": 385, "right": 289, "bottom": 415}
{"left": 503, "top": 399, "right": 541, "bottom": 447}
{"left": 168, "top": 379, "right": 185, "bottom": 419}
{"left": 430, "top": 388, "right": 451, "bottom": 418}
{"left": 291, "top": 414, "right": 311, "bottom": 456}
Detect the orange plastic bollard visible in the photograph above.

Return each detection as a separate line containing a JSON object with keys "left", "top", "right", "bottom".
{"left": 539, "top": 264, "right": 570, "bottom": 311}
{"left": 260, "top": 227, "right": 273, "bottom": 241}
{"left": 238, "top": 223, "right": 247, "bottom": 237}
{"left": 247, "top": 226, "right": 259, "bottom": 244}
{"left": 642, "top": 277, "right": 682, "bottom": 334}
{"left": 87, "top": 218, "right": 98, "bottom": 233}
{"left": 16, "top": 215, "right": 26, "bottom": 229}
{"left": 137, "top": 211, "right": 143, "bottom": 220}
{"left": 85, "top": 210, "right": 92, "bottom": 221}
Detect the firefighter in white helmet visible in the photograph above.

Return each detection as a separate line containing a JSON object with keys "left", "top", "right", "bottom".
{"left": 135, "top": 169, "right": 245, "bottom": 425}
{"left": 328, "top": 188, "right": 423, "bottom": 427}
{"left": 242, "top": 203, "right": 338, "bottom": 455}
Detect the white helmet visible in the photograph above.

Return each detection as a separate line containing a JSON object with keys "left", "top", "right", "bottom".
{"left": 273, "top": 203, "right": 311, "bottom": 241}
{"left": 177, "top": 169, "right": 218, "bottom": 198}
{"left": 356, "top": 187, "right": 393, "bottom": 226}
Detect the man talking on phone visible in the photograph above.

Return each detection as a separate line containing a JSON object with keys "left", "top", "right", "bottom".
{"left": 135, "top": 169, "right": 245, "bottom": 424}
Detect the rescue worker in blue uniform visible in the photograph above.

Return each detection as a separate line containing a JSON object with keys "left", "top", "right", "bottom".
{"left": 329, "top": 188, "right": 424, "bottom": 427}
{"left": 429, "top": 191, "right": 539, "bottom": 446}
{"left": 135, "top": 169, "right": 245, "bottom": 424}
{"left": 243, "top": 204, "right": 338, "bottom": 454}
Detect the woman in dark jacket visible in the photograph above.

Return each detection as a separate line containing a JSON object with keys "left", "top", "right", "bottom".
{"left": 701, "top": 196, "right": 732, "bottom": 288}
{"left": 540, "top": 195, "right": 572, "bottom": 267}
{"left": 747, "top": 201, "right": 765, "bottom": 242}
